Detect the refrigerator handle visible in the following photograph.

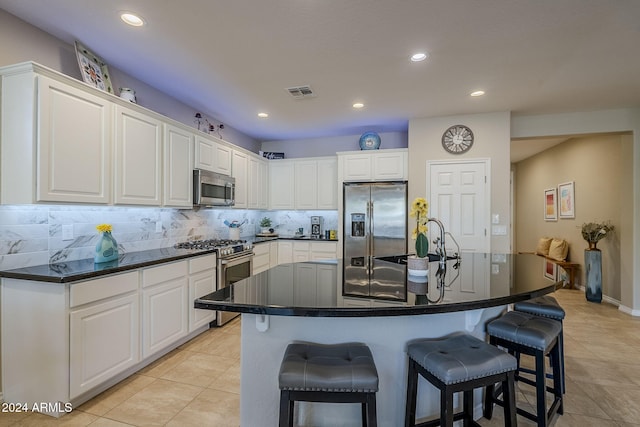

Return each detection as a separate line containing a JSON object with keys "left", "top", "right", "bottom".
{"left": 369, "top": 200, "right": 374, "bottom": 257}
{"left": 366, "top": 200, "right": 372, "bottom": 274}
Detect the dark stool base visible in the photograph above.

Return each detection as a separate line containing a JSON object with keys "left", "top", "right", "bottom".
{"left": 484, "top": 336, "right": 563, "bottom": 427}
{"left": 405, "top": 358, "right": 517, "bottom": 427}
{"left": 280, "top": 389, "right": 377, "bottom": 427}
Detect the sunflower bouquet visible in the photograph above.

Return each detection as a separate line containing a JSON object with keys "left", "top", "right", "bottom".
{"left": 409, "top": 197, "right": 429, "bottom": 258}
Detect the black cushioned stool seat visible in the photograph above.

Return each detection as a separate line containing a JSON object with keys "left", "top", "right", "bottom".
{"left": 278, "top": 342, "right": 379, "bottom": 427}
{"left": 405, "top": 333, "right": 517, "bottom": 427}
{"left": 514, "top": 295, "right": 566, "bottom": 393}
{"left": 484, "top": 311, "right": 563, "bottom": 427}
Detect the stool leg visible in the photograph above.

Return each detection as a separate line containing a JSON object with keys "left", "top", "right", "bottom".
{"left": 366, "top": 393, "right": 377, "bottom": 427}
{"left": 534, "top": 351, "right": 548, "bottom": 427}
{"left": 405, "top": 359, "right": 418, "bottom": 427}
{"left": 463, "top": 389, "right": 473, "bottom": 427}
{"left": 483, "top": 382, "right": 495, "bottom": 420}
{"left": 551, "top": 342, "right": 564, "bottom": 416}
{"left": 559, "top": 329, "right": 566, "bottom": 394}
{"left": 502, "top": 371, "right": 517, "bottom": 427}
{"left": 442, "top": 386, "right": 454, "bottom": 427}
{"left": 279, "top": 390, "right": 293, "bottom": 427}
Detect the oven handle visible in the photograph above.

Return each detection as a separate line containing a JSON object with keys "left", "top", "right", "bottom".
{"left": 219, "top": 253, "right": 254, "bottom": 266}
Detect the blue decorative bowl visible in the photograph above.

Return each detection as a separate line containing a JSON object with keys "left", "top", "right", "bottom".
{"left": 359, "top": 132, "right": 381, "bottom": 150}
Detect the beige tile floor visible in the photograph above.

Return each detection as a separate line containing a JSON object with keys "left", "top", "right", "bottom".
{"left": 2, "top": 289, "right": 640, "bottom": 426}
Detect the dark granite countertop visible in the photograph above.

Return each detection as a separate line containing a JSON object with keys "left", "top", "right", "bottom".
{"left": 0, "top": 247, "right": 216, "bottom": 284}
{"left": 195, "top": 253, "right": 558, "bottom": 317}
{"left": 252, "top": 236, "right": 339, "bottom": 244}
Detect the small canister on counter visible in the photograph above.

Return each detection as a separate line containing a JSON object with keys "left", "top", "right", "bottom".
{"left": 325, "top": 230, "right": 330, "bottom": 239}
{"left": 329, "top": 230, "right": 337, "bottom": 240}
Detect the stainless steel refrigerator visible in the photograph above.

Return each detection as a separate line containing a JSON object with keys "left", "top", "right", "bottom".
{"left": 343, "top": 181, "right": 407, "bottom": 300}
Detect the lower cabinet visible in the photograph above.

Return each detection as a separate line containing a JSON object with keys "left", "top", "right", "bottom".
{"left": 188, "top": 254, "right": 217, "bottom": 332}
{"left": 70, "top": 292, "right": 140, "bottom": 399}
{"left": 253, "top": 242, "right": 271, "bottom": 274}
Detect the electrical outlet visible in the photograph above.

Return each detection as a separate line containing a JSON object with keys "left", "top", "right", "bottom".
{"left": 62, "top": 224, "right": 73, "bottom": 241}
{"left": 155, "top": 222, "right": 163, "bottom": 233}
{"left": 491, "top": 264, "right": 500, "bottom": 274}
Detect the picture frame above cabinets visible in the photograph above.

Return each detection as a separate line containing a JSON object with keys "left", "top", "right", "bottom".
{"left": 75, "top": 41, "right": 114, "bottom": 94}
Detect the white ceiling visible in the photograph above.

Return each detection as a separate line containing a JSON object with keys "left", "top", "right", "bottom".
{"left": 1, "top": 0, "right": 639, "bottom": 156}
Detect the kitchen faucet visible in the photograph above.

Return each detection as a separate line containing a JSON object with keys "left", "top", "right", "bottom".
{"left": 426, "top": 217, "right": 447, "bottom": 271}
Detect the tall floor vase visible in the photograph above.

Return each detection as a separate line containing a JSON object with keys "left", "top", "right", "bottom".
{"left": 584, "top": 249, "right": 602, "bottom": 303}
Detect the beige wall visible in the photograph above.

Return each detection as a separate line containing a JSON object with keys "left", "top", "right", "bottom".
{"left": 408, "top": 112, "right": 512, "bottom": 252}
{"left": 513, "top": 134, "right": 630, "bottom": 300}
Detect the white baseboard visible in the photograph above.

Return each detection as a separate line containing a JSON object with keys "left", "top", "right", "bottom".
{"left": 574, "top": 284, "right": 640, "bottom": 316}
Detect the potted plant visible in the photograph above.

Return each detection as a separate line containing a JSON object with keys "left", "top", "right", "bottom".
{"left": 581, "top": 221, "right": 614, "bottom": 303}
{"left": 259, "top": 217, "right": 272, "bottom": 234}
{"left": 407, "top": 197, "right": 429, "bottom": 276}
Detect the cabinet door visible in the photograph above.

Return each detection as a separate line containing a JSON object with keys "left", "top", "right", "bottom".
{"left": 189, "top": 269, "right": 216, "bottom": 332}
{"left": 294, "top": 263, "right": 316, "bottom": 305}
{"left": 269, "top": 161, "right": 295, "bottom": 209}
{"left": 316, "top": 263, "right": 337, "bottom": 306}
{"left": 277, "top": 241, "right": 293, "bottom": 265}
{"left": 294, "top": 160, "right": 317, "bottom": 209}
{"left": 317, "top": 158, "right": 337, "bottom": 209}
{"left": 342, "top": 154, "right": 372, "bottom": 181}
{"left": 253, "top": 243, "right": 271, "bottom": 274}
{"left": 310, "top": 242, "right": 338, "bottom": 261}
{"left": 194, "top": 135, "right": 215, "bottom": 171}
{"left": 142, "top": 277, "right": 188, "bottom": 357}
{"left": 114, "top": 105, "right": 162, "bottom": 205}
{"left": 37, "top": 75, "right": 111, "bottom": 203}
{"left": 269, "top": 241, "right": 279, "bottom": 268}
{"left": 232, "top": 150, "right": 248, "bottom": 208}
{"left": 258, "top": 159, "right": 269, "bottom": 209}
{"left": 293, "top": 241, "right": 310, "bottom": 263}
{"left": 213, "top": 140, "right": 233, "bottom": 176}
{"left": 373, "top": 151, "right": 407, "bottom": 180}
{"left": 164, "top": 124, "right": 194, "bottom": 207}
{"left": 70, "top": 293, "right": 139, "bottom": 399}
{"left": 248, "top": 155, "right": 259, "bottom": 209}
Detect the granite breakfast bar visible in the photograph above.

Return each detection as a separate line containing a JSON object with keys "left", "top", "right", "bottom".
{"left": 195, "top": 252, "right": 558, "bottom": 427}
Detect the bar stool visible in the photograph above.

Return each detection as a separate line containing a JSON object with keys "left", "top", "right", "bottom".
{"left": 278, "top": 342, "right": 379, "bottom": 427}
{"left": 405, "top": 333, "right": 517, "bottom": 427}
{"left": 484, "top": 311, "right": 563, "bottom": 427}
{"left": 513, "top": 295, "right": 566, "bottom": 393}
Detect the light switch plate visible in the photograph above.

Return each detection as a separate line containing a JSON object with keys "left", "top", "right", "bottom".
{"left": 62, "top": 224, "right": 73, "bottom": 241}
{"left": 491, "top": 225, "right": 507, "bottom": 235}
{"left": 155, "top": 221, "right": 163, "bottom": 233}
{"left": 492, "top": 214, "right": 500, "bottom": 224}
{"left": 491, "top": 264, "right": 500, "bottom": 274}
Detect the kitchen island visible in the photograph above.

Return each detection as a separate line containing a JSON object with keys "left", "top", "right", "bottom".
{"left": 196, "top": 252, "right": 558, "bottom": 427}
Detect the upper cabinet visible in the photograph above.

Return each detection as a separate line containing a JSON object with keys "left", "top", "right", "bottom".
{"left": 338, "top": 149, "right": 408, "bottom": 182}
{"left": 248, "top": 155, "right": 268, "bottom": 209}
{"left": 1, "top": 70, "right": 112, "bottom": 204}
{"left": 232, "top": 150, "right": 248, "bottom": 208}
{"left": 194, "top": 134, "right": 232, "bottom": 176}
{"left": 114, "top": 105, "right": 163, "bottom": 205}
{"left": 163, "top": 124, "right": 194, "bottom": 208}
{"left": 271, "top": 157, "right": 337, "bottom": 210}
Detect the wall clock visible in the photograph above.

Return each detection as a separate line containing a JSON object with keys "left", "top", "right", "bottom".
{"left": 359, "top": 132, "right": 381, "bottom": 150}
{"left": 441, "top": 125, "right": 474, "bottom": 154}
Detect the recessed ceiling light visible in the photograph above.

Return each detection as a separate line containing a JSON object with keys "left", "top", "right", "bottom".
{"left": 410, "top": 52, "right": 428, "bottom": 62}
{"left": 120, "top": 12, "right": 145, "bottom": 27}
{"left": 470, "top": 90, "right": 485, "bottom": 97}
{"left": 352, "top": 103, "right": 364, "bottom": 109}
{"left": 257, "top": 112, "right": 269, "bottom": 118}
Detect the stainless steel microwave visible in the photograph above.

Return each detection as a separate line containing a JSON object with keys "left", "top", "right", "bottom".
{"left": 193, "top": 169, "right": 235, "bottom": 207}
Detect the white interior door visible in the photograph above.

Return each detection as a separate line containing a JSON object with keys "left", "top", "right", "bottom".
{"left": 428, "top": 160, "right": 490, "bottom": 253}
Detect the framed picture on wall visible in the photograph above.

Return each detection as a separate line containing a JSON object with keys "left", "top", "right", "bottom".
{"left": 558, "top": 181, "right": 575, "bottom": 219}
{"left": 544, "top": 188, "right": 557, "bottom": 221}
{"left": 543, "top": 259, "right": 557, "bottom": 281}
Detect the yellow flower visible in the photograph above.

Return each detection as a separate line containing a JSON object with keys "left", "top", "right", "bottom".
{"left": 409, "top": 197, "right": 430, "bottom": 258}
{"left": 96, "top": 223, "right": 113, "bottom": 233}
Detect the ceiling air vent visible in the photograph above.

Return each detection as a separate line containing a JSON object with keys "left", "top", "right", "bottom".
{"left": 286, "top": 85, "right": 316, "bottom": 99}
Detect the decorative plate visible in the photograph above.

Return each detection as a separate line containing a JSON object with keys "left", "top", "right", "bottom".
{"left": 359, "top": 132, "right": 381, "bottom": 150}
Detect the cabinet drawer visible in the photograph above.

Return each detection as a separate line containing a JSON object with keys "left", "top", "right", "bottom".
{"left": 142, "top": 261, "right": 188, "bottom": 288}
{"left": 71, "top": 271, "right": 138, "bottom": 308}
{"left": 189, "top": 254, "right": 217, "bottom": 274}
{"left": 310, "top": 242, "right": 337, "bottom": 253}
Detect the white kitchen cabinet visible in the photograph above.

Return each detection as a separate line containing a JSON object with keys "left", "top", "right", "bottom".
{"left": 278, "top": 240, "right": 294, "bottom": 265}
{"left": 69, "top": 272, "right": 139, "bottom": 399}
{"left": 269, "top": 241, "right": 279, "bottom": 268}
{"left": 232, "top": 150, "right": 248, "bottom": 208}
{"left": 194, "top": 134, "right": 232, "bottom": 176}
{"left": 1, "top": 67, "right": 112, "bottom": 204}
{"left": 316, "top": 262, "right": 337, "bottom": 305}
{"left": 310, "top": 241, "right": 338, "bottom": 261}
{"left": 269, "top": 160, "right": 295, "bottom": 209}
{"left": 339, "top": 149, "right": 407, "bottom": 182}
{"left": 253, "top": 242, "right": 271, "bottom": 274}
{"left": 248, "top": 155, "right": 268, "bottom": 209}
{"left": 164, "top": 124, "right": 194, "bottom": 208}
{"left": 294, "top": 263, "right": 317, "bottom": 305}
{"left": 114, "top": 105, "right": 163, "bottom": 205}
{"left": 294, "top": 160, "right": 318, "bottom": 209}
{"left": 267, "top": 264, "right": 294, "bottom": 305}
{"left": 188, "top": 254, "right": 216, "bottom": 332}
{"left": 317, "top": 158, "right": 338, "bottom": 209}
{"left": 141, "top": 261, "right": 189, "bottom": 357}
{"left": 293, "top": 241, "right": 311, "bottom": 262}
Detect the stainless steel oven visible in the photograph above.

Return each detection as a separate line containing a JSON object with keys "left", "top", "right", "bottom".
{"left": 217, "top": 251, "right": 253, "bottom": 325}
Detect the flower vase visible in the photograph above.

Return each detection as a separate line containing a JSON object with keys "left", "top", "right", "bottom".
{"left": 95, "top": 231, "right": 119, "bottom": 263}
{"left": 584, "top": 248, "right": 602, "bottom": 303}
{"left": 407, "top": 255, "right": 429, "bottom": 276}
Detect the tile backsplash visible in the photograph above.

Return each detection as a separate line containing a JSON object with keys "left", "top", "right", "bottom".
{"left": 0, "top": 205, "right": 337, "bottom": 271}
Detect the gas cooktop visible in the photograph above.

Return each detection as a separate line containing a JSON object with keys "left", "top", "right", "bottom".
{"left": 174, "top": 239, "right": 253, "bottom": 257}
